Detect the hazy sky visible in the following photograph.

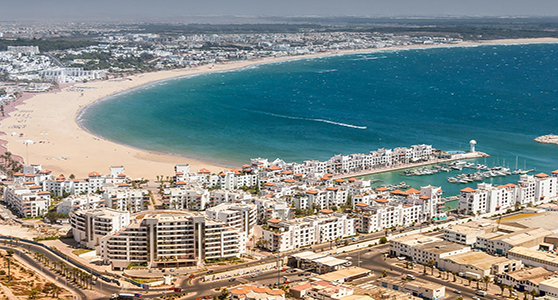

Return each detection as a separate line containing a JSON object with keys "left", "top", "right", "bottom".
{"left": 3, "top": 0, "right": 558, "bottom": 22}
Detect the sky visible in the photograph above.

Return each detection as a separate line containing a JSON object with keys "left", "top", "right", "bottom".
{"left": 2, "top": 0, "right": 558, "bottom": 22}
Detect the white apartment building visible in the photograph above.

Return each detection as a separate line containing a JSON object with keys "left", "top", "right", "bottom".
{"left": 3, "top": 184, "right": 51, "bottom": 217}
{"left": 103, "top": 188, "right": 149, "bottom": 212}
{"left": 261, "top": 212, "right": 356, "bottom": 252}
{"left": 516, "top": 174, "right": 557, "bottom": 206}
{"left": 100, "top": 211, "right": 244, "bottom": 270}
{"left": 39, "top": 67, "right": 106, "bottom": 83}
{"left": 206, "top": 203, "right": 257, "bottom": 235}
{"left": 254, "top": 198, "right": 291, "bottom": 221}
{"left": 57, "top": 194, "right": 105, "bottom": 214}
{"left": 69, "top": 208, "right": 130, "bottom": 249}
{"left": 163, "top": 186, "right": 209, "bottom": 210}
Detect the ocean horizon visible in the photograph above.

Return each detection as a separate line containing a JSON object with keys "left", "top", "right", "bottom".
{"left": 79, "top": 43, "right": 558, "bottom": 196}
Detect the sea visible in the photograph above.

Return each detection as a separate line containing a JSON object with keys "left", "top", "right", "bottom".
{"left": 78, "top": 43, "right": 558, "bottom": 197}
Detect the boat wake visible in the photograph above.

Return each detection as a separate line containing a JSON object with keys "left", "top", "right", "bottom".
{"left": 252, "top": 110, "right": 367, "bottom": 130}
{"left": 316, "top": 69, "right": 338, "bottom": 73}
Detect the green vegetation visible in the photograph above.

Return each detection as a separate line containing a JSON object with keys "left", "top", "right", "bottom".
{"left": 72, "top": 249, "right": 93, "bottom": 256}
{"left": 43, "top": 211, "right": 68, "bottom": 223}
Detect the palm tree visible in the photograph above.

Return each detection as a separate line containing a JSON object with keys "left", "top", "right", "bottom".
{"left": 481, "top": 276, "right": 492, "bottom": 291}
{"left": 530, "top": 289, "right": 538, "bottom": 300}
{"left": 499, "top": 284, "right": 506, "bottom": 295}
{"left": 427, "top": 260, "right": 436, "bottom": 275}
{"left": 50, "top": 285, "right": 62, "bottom": 298}
{"left": 507, "top": 285, "right": 515, "bottom": 297}
{"left": 467, "top": 277, "right": 473, "bottom": 286}
{"left": 452, "top": 271, "right": 457, "bottom": 282}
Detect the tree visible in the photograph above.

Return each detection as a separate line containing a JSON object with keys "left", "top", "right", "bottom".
{"left": 28, "top": 287, "right": 39, "bottom": 300}
{"left": 382, "top": 270, "right": 388, "bottom": 277}
{"left": 467, "top": 277, "right": 473, "bottom": 286}
{"left": 427, "top": 260, "right": 436, "bottom": 275}
{"left": 507, "top": 284, "right": 515, "bottom": 297}
{"left": 499, "top": 284, "right": 506, "bottom": 295}
{"left": 218, "top": 288, "right": 230, "bottom": 300}
{"left": 379, "top": 237, "right": 388, "bottom": 244}
{"left": 482, "top": 276, "right": 492, "bottom": 291}
{"left": 6, "top": 249, "right": 14, "bottom": 256}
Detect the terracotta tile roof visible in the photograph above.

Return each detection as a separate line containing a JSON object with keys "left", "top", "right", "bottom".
{"left": 25, "top": 174, "right": 35, "bottom": 177}
{"left": 264, "top": 182, "right": 275, "bottom": 186}
{"left": 176, "top": 181, "right": 187, "bottom": 185}
{"left": 326, "top": 187, "right": 338, "bottom": 191}
{"left": 419, "top": 195, "right": 430, "bottom": 199}
{"left": 294, "top": 173, "right": 304, "bottom": 177}
{"left": 535, "top": 173, "right": 550, "bottom": 178}
{"left": 307, "top": 190, "right": 318, "bottom": 195}
{"left": 88, "top": 171, "right": 101, "bottom": 177}
{"left": 269, "top": 165, "right": 282, "bottom": 171}
{"left": 320, "top": 209, "right": 334, "bottom": 214}
{"left": 117, "top": 174, "right": 126, "bottom": 177}
{"left": 284, "top": 179, "right": 296, "bottom": 183}
{"left": 348, "top": 177, "right": 357, "bottom": 181}
{"left": 375, "top": 198, "right": 388, "bottom": 203}
{"left": 376, "top": 187, "right": 389, "bottom": 192}
{"left": 406, "top": 188, "right": 420, "bottom": 194}
{"left": 460, "top": 187, "right": 476, "bottom": 193}
{"left": 355, "top": 202, "right": 369, "bottom": 207}
{"left": 37, "top": 191, "right": 50, "bottom": 195}
{"left": 198, "top": 168, "right": 210, "bottom": 173}
{"left": 175, "top": 172, "right": 184, "bottom": 175}
{"left": 268, "top": 218, "right": 281, "bottom": 224}
{"left": 13, "top": 172, "right": 24, "bottom": 176}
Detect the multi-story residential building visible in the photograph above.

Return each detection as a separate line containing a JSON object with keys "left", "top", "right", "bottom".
{"left": 57, "top": 194, "right": 105, "bottom": 214}
{"left": 69, "top": 208, "right": 130, "bottom": 249}
{"left": 100, "top": 211, "right": 244, "bottom": 270}
{"left": 103, "top": 188, "right": 149, "bottom": 212}
{"left": 254, "top": 198, "right": 292, "bottom": 221}
{"left": 261, "top": 212, "right": 356, "bottom": 252}
{"left": 516, "top": 174, "right": 557, "bottom": 206}
{"left": 3, "top": 184, "right": 51, "bottom": 217}
{"left": 163, "top": 186, "right": 209, "bottom": 210}
{"left": 206, "top": 203, "right": 257, "bottom": 235}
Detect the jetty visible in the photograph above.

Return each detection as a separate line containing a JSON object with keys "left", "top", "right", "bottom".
{"left": 534, "top": 134, "right": 558, "bottom": 145}
{"left": 333, "top": 151, "right": 489, "bottom": 179}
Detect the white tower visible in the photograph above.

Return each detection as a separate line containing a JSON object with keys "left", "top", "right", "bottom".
{"left": 469, "top": 140, "right": 477, "bottom": 153}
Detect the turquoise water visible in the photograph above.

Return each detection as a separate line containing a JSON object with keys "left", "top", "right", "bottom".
{"left": 79, "top": 43, "right": 558, "bottom": 196}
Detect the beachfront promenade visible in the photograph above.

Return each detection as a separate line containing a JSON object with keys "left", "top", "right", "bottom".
{"left": 332, "top": 151, "right": 489, "bottom": 180}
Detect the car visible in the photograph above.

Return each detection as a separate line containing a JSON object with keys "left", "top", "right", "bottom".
{"left": 281, "top": 268, "right": 288, "bottom": 271}
{"left": 189, "top": 274, "right": 195, "bottom": 278}
{"left": 251, "top": 274, "right": 258, "bottom": 278}
{"left": 453, "top": 290, "right": 461, "bottom": 294}
{"left": 204, "top": 296, "right": 212, "bottom": 299}
{"left": 284, "top": 280, "right": 291, "bottom": 284}
{"left": 207, "top": 270, "right": 214, "bottom": 274}
{"left": 472, "top": 297, "right": 481, "bottom": 300}
{"left": 174, "top": 288, "right": 182, "bottom": 293}
{"left": 229, "top": 278, "right": 236, "bottom": 282}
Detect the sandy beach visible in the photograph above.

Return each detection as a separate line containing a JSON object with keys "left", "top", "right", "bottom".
{"left": 1, "top": 37, "right": 556, "bottom": 180}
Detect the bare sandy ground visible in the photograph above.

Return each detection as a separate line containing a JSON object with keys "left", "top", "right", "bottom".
{"left": 1, "top": 38, "right": 556, "bottom": 180}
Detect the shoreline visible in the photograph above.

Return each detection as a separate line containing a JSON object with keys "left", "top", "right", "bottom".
{"left": 1, "top": 37, "right": 557, "bottom": 180}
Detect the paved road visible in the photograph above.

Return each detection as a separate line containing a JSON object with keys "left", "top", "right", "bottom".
{"left": 0, "top": 246, "right": 88, "bottom": 300}
{"left": 338, "top": 245, "right": 505, "bottom": 300}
